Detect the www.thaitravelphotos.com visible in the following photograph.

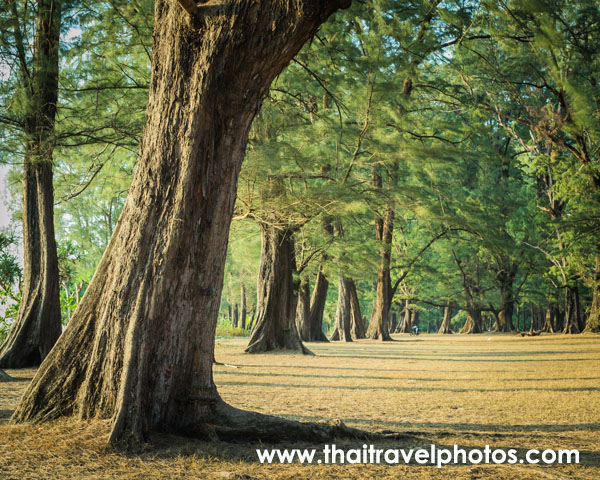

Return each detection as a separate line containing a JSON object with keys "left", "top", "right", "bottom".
{"left": 256, "top": 444, "right": 579, "bottom": 468}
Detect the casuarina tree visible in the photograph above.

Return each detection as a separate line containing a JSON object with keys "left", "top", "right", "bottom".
{"left": 12, "top": 0, "right": 351, "bottom": 445}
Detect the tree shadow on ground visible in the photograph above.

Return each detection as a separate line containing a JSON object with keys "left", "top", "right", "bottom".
{"left": 216, "top": 379, "right": 600, "bottom": 393}
{"left": 215, "top": 370, "right": 600, "bottom": 384}
{"left": 289, "top": 414, "right": 600, "bottom": 435}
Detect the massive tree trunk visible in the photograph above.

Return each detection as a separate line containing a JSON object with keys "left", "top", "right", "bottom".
{"left": 307, "top": 265, "right": 329, "bottom": 341}
{"left": 348, "top": 279, "right": 365, "bottom": 339}
{"left": 240, "top": 283, "right": 247, "bottom": 330}
{"left": 438, "top": 303, "right": 453, "bottom": 334}
{"left": 460, "top": 308, "right": 483, "bottom": 334}
{"left": 12, "top": 0, "right": 348, "bottom": 444}
{"left": 0, "top": 0, "right": 62, "bottom": 368}
{"left": 295, "top": 276, "right": 311, "bottom": 341}
{"left": 366, "top": 200, "right": 394, "bottom": 341}
{"left": 246, "top": 224, "right": 308, "bottom": 353}
{"left": 330, "top": 275, "right": 353, "bottom": 342}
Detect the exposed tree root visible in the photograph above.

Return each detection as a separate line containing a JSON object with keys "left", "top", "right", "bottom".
{"left": 111, "top": 401, "right": 417, "bottom": 448}
{"left": 178, "top": 401, "right": 407, "bottom": 444}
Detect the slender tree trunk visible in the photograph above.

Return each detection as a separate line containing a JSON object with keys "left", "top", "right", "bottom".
{"left": 246, "top": 224, "right": 308, "bottom": 353}
{"left": 75, "top": 281, "right": 85, "bottom": 305}
{"left": 0, "top": 0, "right": 62, "bottom": 369}
{"left": 247, "top": 306, "right": 256, "bottom": 331}
{"left": 555, "top": 305, "right": 564, "bottom": 332}
{"left": 348, "top": 279, "right": 365, "bottom": 339}
{"left": 367, "top": 199, "right": 394, "bottom": 341}
{"left": 232, "top": 303, "right": 239, "bottom": 328}
{"left": 295, "top": 276, "right": 311, "bottom": 341}
{"left": 366, "top": 164, "right": 395, "bottom": 341}
{"left": 308, "top": 265, "right": 329, "bottom": 341}
{"left": 585, "top": 256, "right": 600, "bottom": 332}
{"left": 529, "top": 303, "right": 535, "bottom": 332}
{"left": 390, "top": 311, "right": 398, "bottom": 334}
{"left": 542, "top": 304, "right": 555, "bottom": 333}
{"left": 63, "top": 283, "right": 71, "bottom": 321}
{"left": 438, "top": 303, "right": 453, "bottom": 334}
{"left": 240, "top": 283, "right": 247, "bottom": 330}
{"left": 399, "top": 301, "right": 412, "bottom": 333}
{"left": 12, "top": 0, "right": 347, "bottom": 444}
{"left": 563, "top": 285, "right": 582, "bottom": 334}
{"left": 330, "top": 275, "right": 352, "bottom": 342}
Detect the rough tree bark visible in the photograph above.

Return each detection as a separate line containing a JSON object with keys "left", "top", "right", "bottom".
{"left": 12, "top": 0, "right": 349, "bottom": 444}
{"left": 295, "top": 276, "right": 311, "bottom": 341}
{"left": 330, "top": 275, "right": 353, "bottom": 341}
{"left": 438, "top": 302, "right": 453, "bottom": 334}
{"left": 460, "top": 308, "right": 483, "bottom": 334}
{"left": 0, "top": 0, "right": 62, "bottom": 368}
{"left": 307, "top": 265, "right": 329, "bottom": 341}
{"left": 366, "top": 197, "right": 394, "bottom": 341}
{"left": 245, "top": 224, "right": 308, "bottom": 353}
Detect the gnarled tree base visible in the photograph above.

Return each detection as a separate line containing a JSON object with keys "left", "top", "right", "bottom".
{"left": 188, "top": 400, "right": 374, "bottom": 443}
{"left": 245, "top": 335, "right": 313, "bottom": 355}
{"left": 460, "top": 310, "right": 482, "bottom": 334}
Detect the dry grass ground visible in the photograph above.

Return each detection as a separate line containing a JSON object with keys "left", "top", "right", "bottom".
{"left": 1, "top": 333, "right": 599, "bottom": 479}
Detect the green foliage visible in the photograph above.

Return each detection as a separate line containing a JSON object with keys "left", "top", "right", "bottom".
{"left": 3, "top": 0, "right": 599, "bottom": 334}
{"left": 0, "top": 228, "right": 21, "bottom": 344}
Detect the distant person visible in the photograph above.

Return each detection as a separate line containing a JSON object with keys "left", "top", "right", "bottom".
{"left": 411, "top": 324, "right": 419, "bottom": 336}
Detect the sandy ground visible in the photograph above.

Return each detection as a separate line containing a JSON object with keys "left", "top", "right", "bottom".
{"left": 0, "top": 333, "right": 598, "bottom": 479}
